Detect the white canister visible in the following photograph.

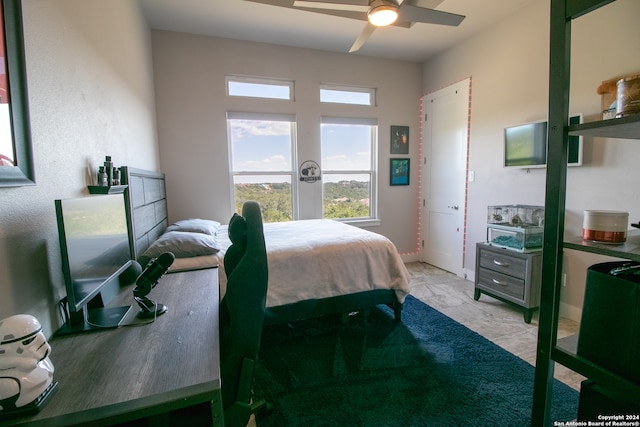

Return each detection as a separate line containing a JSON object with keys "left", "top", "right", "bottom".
{"left": 582, "top": 210, "right": 629, "bottom": 243}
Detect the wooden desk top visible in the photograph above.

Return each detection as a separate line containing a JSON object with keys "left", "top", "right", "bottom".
{"left": 3, "top": 267, "right": 220, "bottom": 426}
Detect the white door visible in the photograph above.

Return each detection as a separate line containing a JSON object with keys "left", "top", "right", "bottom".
{"left": 421, "top": 78, "right": 470, "bottom": 276}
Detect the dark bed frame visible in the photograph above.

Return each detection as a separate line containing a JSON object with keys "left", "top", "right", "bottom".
{"left": 120, "top": 166, "right": 403, "bottom": 324}
{"left": 263, "top": 290, "right": 402, "bottom": 325}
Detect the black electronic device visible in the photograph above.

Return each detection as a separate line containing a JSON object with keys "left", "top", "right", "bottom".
{"left": 133, "top": 252, "right": 174, "bottom": 319}
{"left": 55, "top": 194, "right": 133, "bottom": 335}
{"left": 503, "top": 114, "right": 583, "bottom": 169}
{"left": 578, "top": 261, "right": 640, "bottom": 383}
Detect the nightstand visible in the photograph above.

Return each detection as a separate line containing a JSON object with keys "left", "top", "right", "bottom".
{"left": 474, "top": 242, "right": 542, "bottom": 323}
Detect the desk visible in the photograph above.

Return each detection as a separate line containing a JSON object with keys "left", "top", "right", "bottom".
{"left": 2, "top": 267, "right": 223, "bottom": 427}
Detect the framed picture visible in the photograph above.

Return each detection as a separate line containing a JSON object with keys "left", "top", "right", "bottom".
{"left": 390, "top": 125, "right": 409, "bottom": 154}
{"left": 390, "top": 158, "right": 410, "bottom": 186}
{"left": 0, "top": 0, "right": 35, "bottom": 187}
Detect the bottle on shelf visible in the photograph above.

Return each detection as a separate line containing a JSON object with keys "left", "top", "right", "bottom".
{"left": 112, "top": 168, "right": 120, "bottom": 186}
{"left": 97, "top": 166, "right": 107, "bottom": 186}
{"left": 104, "top": 156, "right": 113, "bottom": 187}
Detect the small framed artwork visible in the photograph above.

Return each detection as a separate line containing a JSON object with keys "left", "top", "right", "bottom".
{"left": 390, "top": 125, "right": 409, "bottom": 154}
{"left": 390, "top": 158, "right": 410, "bottom": 186}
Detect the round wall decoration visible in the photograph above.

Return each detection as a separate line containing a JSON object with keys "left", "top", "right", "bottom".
{"left": 299, "top": 160, "right": 321, "bottom": 183}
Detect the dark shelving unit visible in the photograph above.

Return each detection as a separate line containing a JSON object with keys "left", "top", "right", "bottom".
{"left": 531, "top": 1, "right": 640, "bottom": 424}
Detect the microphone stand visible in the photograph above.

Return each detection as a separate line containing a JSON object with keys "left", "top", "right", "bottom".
{"left": 134, "top": 291, "right": 168, "bottom": 319}
{"left": 132, "top": 252, "right": 174, "bottom": 319}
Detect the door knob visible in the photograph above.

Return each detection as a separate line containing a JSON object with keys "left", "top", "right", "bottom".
{"left": 448, "top": 205, "right": 459, "bottom": 210}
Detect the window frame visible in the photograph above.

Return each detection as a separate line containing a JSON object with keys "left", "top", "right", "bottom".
{"left": 320, "top": 84, "right": 377, "bottom": 106}
{"left": 320, "top": 116, "right": 378, "bottom": 223}
{"left": 226, "top": 111, "right": 299, "bottom": 221}
{"left": 226, "top": 75, "right": 295, "bottom": 101}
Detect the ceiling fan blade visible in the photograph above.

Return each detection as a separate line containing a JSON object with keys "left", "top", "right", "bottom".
{"left": 402, "top": 0, "right": 445, "bottom": 9}
{"left": 349, "top": 23, "right": 376, "bottom": 53}
{"left": 399, "top": 4, "right": 465, "bottom": 26}
{"left": 293, "top": 0, "right": 369, "bottom": 12}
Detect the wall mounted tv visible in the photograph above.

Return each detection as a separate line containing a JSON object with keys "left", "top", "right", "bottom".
{"left": 55, "top": 194, "right": 132, "bottom": 335}
{"left": 503, "top": 114, "right": 583, "bottom": 168}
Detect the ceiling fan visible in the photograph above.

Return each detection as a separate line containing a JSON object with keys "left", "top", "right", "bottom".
{"left": 244, "top": 0, "right": 465, "bottom": 53}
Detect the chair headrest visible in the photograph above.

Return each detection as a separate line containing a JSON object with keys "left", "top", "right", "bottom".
{"left": 241, "top": 201, "right": 265, "bottom": 255}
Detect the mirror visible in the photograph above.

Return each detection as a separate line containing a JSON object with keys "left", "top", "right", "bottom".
{"left": 0, "top": 0, "right": 35, "bottom": 186}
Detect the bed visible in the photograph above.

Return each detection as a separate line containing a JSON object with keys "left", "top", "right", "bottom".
{"left": 120, "top": 166, "right": 410, "bottom": 324}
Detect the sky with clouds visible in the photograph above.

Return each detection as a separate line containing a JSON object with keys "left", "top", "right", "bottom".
{"left": 229, "top": 119, "right": 373, "bottom": 184}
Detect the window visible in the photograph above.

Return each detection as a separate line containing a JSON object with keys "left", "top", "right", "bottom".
{"left": 320, "top": 84, "right": 376, "bottom": 106}
{"left": 227, "top": 112, "right": 296, "bottom": 222}
{"left": 321, "top": 117, "right": 377, "bottom": 220}
{"left": 226, "top": 75, "right": 294, "bottom": 100}
{"left": 225, "top": 79, "right": 379, "bottom": 222}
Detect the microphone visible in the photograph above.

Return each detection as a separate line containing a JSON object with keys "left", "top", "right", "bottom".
{"left": 134, "top": 252, "right": 175, "bottom": 298}
{"left": 133, "top": 252, "right": 174, "bottom": 318}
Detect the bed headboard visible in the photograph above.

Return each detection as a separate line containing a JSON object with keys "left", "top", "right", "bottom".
{"left": 121, "top": 166, "right": 168, "bottom": 260}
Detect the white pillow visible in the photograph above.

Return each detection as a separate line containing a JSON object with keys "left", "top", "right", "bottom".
{"left": 166, "top": 218, "right": 221, "bottom": 236}
{"left": 143, "top": 231, "right": 220, "bottom": 259}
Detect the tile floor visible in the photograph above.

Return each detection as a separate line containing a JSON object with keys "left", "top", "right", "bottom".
{"left": 405, "top": 261, "right": 585, "bottom": 391}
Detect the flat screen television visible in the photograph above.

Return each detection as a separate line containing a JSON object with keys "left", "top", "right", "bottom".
{"left": 504, "top": 120, "right": 548, "bottom": 168}
{"left": 503, "top": 114, "right": 583, "bottom": 168}
{"left": 55, "top": 194, "right": 132, "bottom": 335}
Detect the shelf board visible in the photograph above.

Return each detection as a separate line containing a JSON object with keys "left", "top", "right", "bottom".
{"left": 88, "top": 185, "right": 128, "bottom": 194}
{"left": 556, "top": 334, "right": 577, "bottom": 353}
{"left": 566, "top": 0, "right": 616, "bottom": 20}
{"left": 569, "top": 114, "right": 640, "bottom": 139}
{"left": 552, "top": 343, "right": 640, "bottom": 406}
{"left": 564, "top": 229, "right": 640, "bottom": 261}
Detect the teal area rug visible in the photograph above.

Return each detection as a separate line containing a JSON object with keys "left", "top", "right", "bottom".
{"left": 253, "top": 295, "right": 578, "bottom": 426}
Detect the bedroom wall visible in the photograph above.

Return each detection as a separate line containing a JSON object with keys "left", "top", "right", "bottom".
{"left": 422, "top": 0, "right": 640, "bottom": 320}
{"left": 0, "top": 0, "right": 159, "bottom": 337}
{"left": 150, "top": 32, "right": 422, "bottom": 255}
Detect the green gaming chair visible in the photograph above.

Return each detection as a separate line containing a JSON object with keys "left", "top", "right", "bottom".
{"left": 219, "top": 201, "right": 269, "bottom": 427}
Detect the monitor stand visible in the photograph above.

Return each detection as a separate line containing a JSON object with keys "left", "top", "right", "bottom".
{"left": 88, "top": 306, "right": 132, "bottom": 328}
{"left": 55, "top": 305, "right": 132, "bottom": 336}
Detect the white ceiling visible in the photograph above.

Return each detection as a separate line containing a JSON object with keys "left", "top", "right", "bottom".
{"left": 139, "top": 0, "right": 535, "bottom": 63}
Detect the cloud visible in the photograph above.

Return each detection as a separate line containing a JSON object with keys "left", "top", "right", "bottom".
{"left": 324, "top": 152, "right": 370, "bottom": 170}
{"left": 231, "top": 120, "right": 291, "bottom": 139}
{"left": 237, "top": 154, "right": 289, "bottom": 172}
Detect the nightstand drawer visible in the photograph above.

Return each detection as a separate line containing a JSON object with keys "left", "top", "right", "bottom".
{"left": 477, "top": 268, "right": 525, "bottom": 300}
{"left": 479, "top": 249, "right": 526, "bottom": 279}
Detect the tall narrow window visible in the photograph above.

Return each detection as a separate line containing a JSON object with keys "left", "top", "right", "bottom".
{"left": 321, "top": 117, "right": 377, "bottom": 220}
{"left": 227, "top": 112, "right": 296, "bottom": 222}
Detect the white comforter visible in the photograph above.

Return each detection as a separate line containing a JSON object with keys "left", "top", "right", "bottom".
{"left": 218, "top": 219, "right": 410, "bottom": 308}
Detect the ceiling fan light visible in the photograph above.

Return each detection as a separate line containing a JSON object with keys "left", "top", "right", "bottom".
{"left": 368, "top": 5, "right": 398, "bottom": 27}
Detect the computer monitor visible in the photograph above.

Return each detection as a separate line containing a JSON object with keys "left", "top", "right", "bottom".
{"left": 55, "top": 194, "right": 132, "bottom": 335}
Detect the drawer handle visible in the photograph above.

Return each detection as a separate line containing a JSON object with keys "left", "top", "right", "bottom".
{"left": 492, "top": 278, "right": 508, "bottom": 286}
{"left": 492, "top": 259, "right": 509, "bottom": 267}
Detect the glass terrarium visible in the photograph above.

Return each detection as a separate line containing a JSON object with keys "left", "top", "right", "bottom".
{"left": 487, "top": 205, "right": 545, "bottom": 252}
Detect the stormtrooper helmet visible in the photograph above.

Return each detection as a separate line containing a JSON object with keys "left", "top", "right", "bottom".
{"left": 0, "top": 314, "right": 54, "bottom": 411}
